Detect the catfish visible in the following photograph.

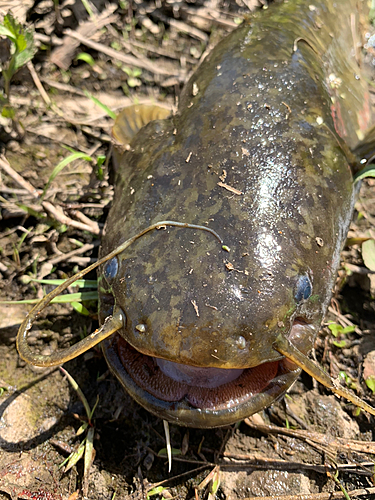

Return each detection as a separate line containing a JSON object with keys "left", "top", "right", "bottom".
{"left": 17, "top": 0, "right": 375, "bottom": 428}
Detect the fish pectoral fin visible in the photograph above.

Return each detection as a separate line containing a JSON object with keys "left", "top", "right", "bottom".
{"left": 112, "top": 104, "right": 172, "bottom": 145}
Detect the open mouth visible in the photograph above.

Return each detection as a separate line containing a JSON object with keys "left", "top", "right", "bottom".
{"left": 116, "top": 338, "right": 281, "bottom": 411}
{"left": 100, "top": 331, "right": 304, "bottom": 428}
{"left": 99, "top": 319, "right": 320, "bottom": 427}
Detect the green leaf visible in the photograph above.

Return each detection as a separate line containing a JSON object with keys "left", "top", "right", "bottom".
{"left": 362, "top": 239, "right": 375, "bottom": 272}
{"left": 127, "top": 77, "right": 142, "bottom": 88}
{"left": 71, "top": 301, "right": 90, "bottom": 316}
{"left": 1, "top": 13, "right": 36, "bottom": 70}
{"left": 3, "top": 12, "right": 19, "bottom": 39}
{"left": 14, "top": 43, "right": 35, "bottom": 69}
{"left": 157, "top": 447, "right": 181, "bottom": 456}
{"left": 1, "top": 106, "right": 16, "bottom": 119}
{"left": 365, "top": 375, "right": 375, "bottom": 394}
{"left": 96, "top": 155, "right": 106, "bottom": 181}
{"left": 15, "top": 33, "right": 27, "bottom": 53}
{"left": 0, "top": 24, "right": 16, "bottom": 39}
{"left": 97, "top": 155, "right": 106, "bottom": 168}
{"left": 17, "top": 203, "right": 46, "bottom": 219}
{"left": 146, "top": 487, "right": 165, "bottom": 499}
{"left": 76, "top": 52, "right": 96, "bottom": 67}
{"left": 339, "top": 371, "right": 350, "bottom": 385}
{"left": 328, "top": 323, "right": 355, "bottom": 337}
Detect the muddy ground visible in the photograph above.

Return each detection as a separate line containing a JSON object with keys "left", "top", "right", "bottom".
{"left": 0, "top": 0, "right": 375, "bottom": 499}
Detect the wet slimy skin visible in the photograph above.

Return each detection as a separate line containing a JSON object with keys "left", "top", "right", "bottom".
{"left": 98, "top": 0, "right": 372, "bottom": 427}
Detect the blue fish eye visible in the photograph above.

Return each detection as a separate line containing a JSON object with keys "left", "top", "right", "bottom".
{"left": 104, "top": 257, "right": 119, "bottom": 282}
{"left": 294, "top": 275, "right": 312, "bottom": 302}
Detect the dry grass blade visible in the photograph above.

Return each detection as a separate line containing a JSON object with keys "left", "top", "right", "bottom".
{"left": 163, "top": 420, "right": 172, "bottom": 473}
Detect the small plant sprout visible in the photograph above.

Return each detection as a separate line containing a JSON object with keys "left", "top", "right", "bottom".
{"left": 41, "top": 150, "right": 94, "bottom": 201}
{"left": 327, "top": 323, "right": 355, "bottom": 348}
{"left": 195, "top": 466, "right": 221, "bottom": 500}
{"left": 0, "top": 12, "right": 36, "bottom": 108}
{"left": 339, "top": 371, "right": 357, "bottom": 391}
{"left": 59, "top": 367, "right": 98, "bottom": 486}
{"left": 146, "top": 486, "right": 166, "bottom": 500}
{"left": 76, "top": 52, "right": 96, "bottom": 68}
{"left": 122, "top": 66, "right": 142, "bottom": 88}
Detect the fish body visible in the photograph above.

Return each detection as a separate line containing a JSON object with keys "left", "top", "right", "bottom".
{"left": 98, "top": 0, "right": 373, "bottom": 427}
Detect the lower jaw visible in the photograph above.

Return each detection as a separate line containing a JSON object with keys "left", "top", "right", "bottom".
{"left": 102, "top": 334, "right": 301, "bottom": 428}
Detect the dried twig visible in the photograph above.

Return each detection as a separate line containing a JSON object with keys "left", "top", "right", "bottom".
{"left": 48, "top": 241, "right": 100, "bottom": 266}
{"left": 50, "top": 4, "right": 119, "bottom": 69}
{"left": 244, "top": 419, "right": 375, "bottom": 455}
{"left": 27, "top": 60, "right": 51, "bottom": 106}
{"left": 65, "top": 29, "right": 181, "bottom": 77}
{"left": 0, "top": 155, "right": 41, "bottom": 198}
{"left": 152, "top": 10, "right": 209, "bottom": 42}
{"left": 42, "top": 201, "right": 101, "bottom": 235}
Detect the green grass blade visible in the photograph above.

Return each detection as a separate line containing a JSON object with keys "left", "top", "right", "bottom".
{"left": 41, "top": 152, "right": 93, "bottom": 200}
{"left": 71, "top": 301, "right": 91, "bottom": 316}
{"left": 89, "top": 395, "right": 99, "bottom": 420}
{"left": 84, "top": 90, "right": 116, "bottom": 119}
{"left": 0, "top": 291, "right": 98, "bottom": 304}
{"left": 21, "top": 277, "right": 97, "bottom": 288}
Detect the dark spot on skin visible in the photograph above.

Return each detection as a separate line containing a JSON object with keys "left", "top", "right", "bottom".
{"left": 294, "top": 274, "right": 312, "bottom": 302}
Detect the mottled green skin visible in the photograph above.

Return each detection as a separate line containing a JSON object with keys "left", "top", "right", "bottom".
{"left": 99, "top": 0, "right": 372, "bottom": 426}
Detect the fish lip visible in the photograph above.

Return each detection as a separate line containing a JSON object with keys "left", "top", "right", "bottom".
{"left": 102, "top": 334, "right": 302, "bottom": 428}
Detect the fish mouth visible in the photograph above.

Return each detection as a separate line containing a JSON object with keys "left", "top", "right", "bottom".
{"left": 102, "top": 323, "right": 310, "bottom": 428}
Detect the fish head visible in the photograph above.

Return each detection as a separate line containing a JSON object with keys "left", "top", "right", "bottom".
{"left": 98, "top": 110, "right": 350, "bottom": 426}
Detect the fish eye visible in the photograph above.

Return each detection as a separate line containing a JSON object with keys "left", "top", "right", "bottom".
{"left": 104, "top": 257, "right": 119, "bottom": 283}
{"left": 294, "top": 275, "right": 312, "bottom": 302}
